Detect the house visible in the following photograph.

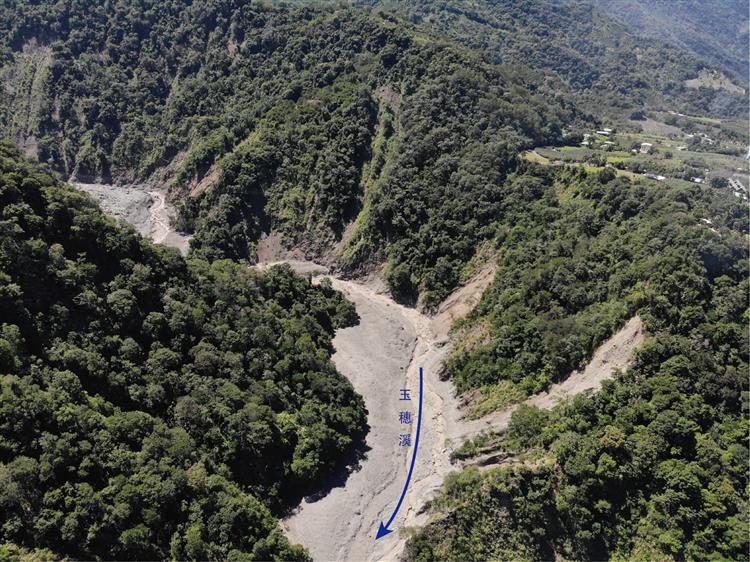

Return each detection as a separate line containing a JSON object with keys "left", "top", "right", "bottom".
{"left": 691, "top": 177, "right": 704, "bottom": 184}
{"left": 640, "top": 142, "right": 653, "bottom": 154}
{"left": 596, "top": 130, "right": 611, "bottom": 136}
{"left": 603, "top": 141, "right": 615, "bottom": 146}
{"left": 677, "top": 145, "right": 688, "bottom": 151}
{"left": 728, "top": 178, "right": 748, "bottom": 193}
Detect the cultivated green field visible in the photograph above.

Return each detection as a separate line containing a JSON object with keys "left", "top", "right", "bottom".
{"left": 528, "top": 111, "right": 748, "bottom": 196}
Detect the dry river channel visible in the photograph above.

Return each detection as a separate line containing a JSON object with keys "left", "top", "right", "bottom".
{"left": 259, "top": 262, "right": 468, "bottom": 562}
{"left": 77, "top": 182, "right": 644, "bottom": 562}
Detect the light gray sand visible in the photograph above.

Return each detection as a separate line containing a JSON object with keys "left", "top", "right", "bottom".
{"left": 74, "top": 183, "right": 191, "bottom": 255}
{"left": 280, "top": 275, "right": 465, "bottom": 562}
{"left": 272, "top": 263, "right": 645, "bottom": 561}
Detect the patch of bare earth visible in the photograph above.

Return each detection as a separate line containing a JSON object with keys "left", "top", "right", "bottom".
{"left": 685, "top": 69, "right": 745, "bottom": 94}
{"left": 631, "top": 118, "right": 682, "bottom": 136}
{"left": 431, "top": 264, "right": 496, "bottom": 339}
{"left": 375, "top": 85, "right": 401, "bottom": 112}
{"left": 256, "top": 231, "right": 309, "bottom": 264}
{"left": 187, "top": 164, "right": 221, "bottom": 197}
{"left": 74, "top": 182, "right": 191, "bottom": 255}
{"left": 4, "top": 39, "right": 51, "bottom": 160}
{"left": 460, "top": 315, "right": 645, "bottom": 441}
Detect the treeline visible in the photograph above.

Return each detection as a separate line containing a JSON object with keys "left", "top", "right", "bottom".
{"left": 405, "top": 164, "right": 749, "bottom": 560}
{"left": 0, "top": 141, "right": 366, "bottom": 560}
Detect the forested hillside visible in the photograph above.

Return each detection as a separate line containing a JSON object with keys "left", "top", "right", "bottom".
{"left": 0, "top": 141, "right": 366, "bottom": 559}
{"left": 405, "top": 164, "right": 749, "bottom": 560}
{"left": 444, "top": 164, "right": 747, "bottom": 407}
{"left": 0, "top": 0, "right": 578, "bottom": 308}
{"left": 590, "top": 0, "right": 749, "bottom": 81}
{"left": 0, "top": 1, "right": 747, "bottom": 560}
{"left": 354, "top": 0, "right": 748, "bottom": 117}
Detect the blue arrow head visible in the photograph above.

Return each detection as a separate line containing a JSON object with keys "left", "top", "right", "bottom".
{"left": 375, "top": 522, "right": 393, "bottom": 539}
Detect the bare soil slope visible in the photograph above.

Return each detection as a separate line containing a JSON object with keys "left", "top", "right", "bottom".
{"left": 460, "top": 315, "right": 645, "bottom": 439}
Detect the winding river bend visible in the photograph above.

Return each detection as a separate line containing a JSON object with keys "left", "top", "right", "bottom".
{"left": 277, "top": 274, "right": 644, "bottom": 561}
{"left": 70, "top": 178, "right": 472, "bottom": 559}
{"left": 264, "top": 267, "right": 466, "bottom": 562}
{"left": 78, "top": 183, "right": 645, "bottom": 562}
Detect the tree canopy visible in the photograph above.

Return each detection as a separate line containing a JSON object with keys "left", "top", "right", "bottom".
{"left": 0, "top": 141, "right": 366, "bottom": 559}
{"left": 0, "top": 0, "right": 578, "bottom": 307}
{"left": 405, "top": 164, "right": 748, "bottom": 561}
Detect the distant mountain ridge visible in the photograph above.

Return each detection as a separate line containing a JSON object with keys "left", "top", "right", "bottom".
{"left": 0, "top": 0, "right": 579, "bottom": 307}
{"left": 0, "top": 0, "right": 746, "bottom": 305}
{"left": 585, "top": 0, "right": 749, "bottom": 81}
{"left": 352, "top": 0, "right": 747, "bottom": 117}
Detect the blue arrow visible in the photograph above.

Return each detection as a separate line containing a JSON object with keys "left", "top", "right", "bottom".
{"left": 375, "top": 366, "right": 424, "bottom": 540}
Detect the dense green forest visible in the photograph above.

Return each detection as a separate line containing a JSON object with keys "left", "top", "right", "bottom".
{"left": 444, "top": 164, "right": 747, "bottom": 408}
{"left": 0, "top": 141, "right": 366, "bottom": 559}
{"left": 405, "top": 165, "right": 749, "bottom": 560}
{"left": 0, "top": 1, "right": 747, "bottom": 560}
{"left": 0, "top": 0, "right": 579, "bottom": 308}
{"left": 353, "top": 0, "right": 748, "bottom": 117}
{"left": 0, "top": 0, "right": 745, "bottom": 309}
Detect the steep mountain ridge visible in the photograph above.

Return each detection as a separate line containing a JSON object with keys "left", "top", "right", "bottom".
{"left": 403, "top": 162, "right": 748, "bottom": 561}
{"left": 587, "top": 0, "right": 749, "bottom": 80}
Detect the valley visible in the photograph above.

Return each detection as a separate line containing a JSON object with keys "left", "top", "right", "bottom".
{"left": 81, "top": 180, "right": 646, "bottom": 560}
{"left": 0, "top": 1, "right": 747, "bottom": 560}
